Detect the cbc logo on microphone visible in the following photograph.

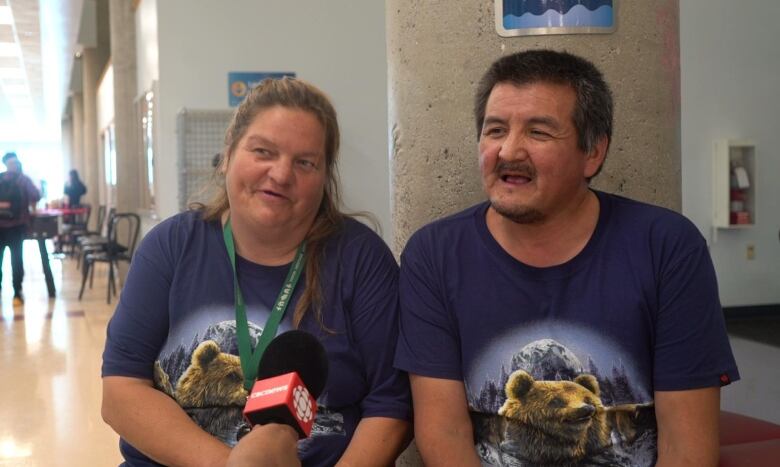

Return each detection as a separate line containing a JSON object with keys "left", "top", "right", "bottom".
{"left": 292, "top": 385, "right": 313, "bottom": 423}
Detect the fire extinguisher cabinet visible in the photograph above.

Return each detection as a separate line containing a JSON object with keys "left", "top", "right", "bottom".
{"left": 713, "top": 139, "right": 755, "bottom": 229}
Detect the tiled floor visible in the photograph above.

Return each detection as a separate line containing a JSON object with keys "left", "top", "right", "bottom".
{"left": 0, "top": 240, "right": 122, "bottom": 466}
{"left": 0, "top": 239, "right": 778, "bottom": 466}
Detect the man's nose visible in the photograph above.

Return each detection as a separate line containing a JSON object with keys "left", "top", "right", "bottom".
{"left": 498, "top": 130, "right": 528, "bottom": 161}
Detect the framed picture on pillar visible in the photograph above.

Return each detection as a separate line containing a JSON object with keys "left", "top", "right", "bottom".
{"left": 494, "top": 0, "right": 616, "bottom": 37}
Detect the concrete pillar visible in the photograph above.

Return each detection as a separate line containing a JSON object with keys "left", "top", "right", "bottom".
{"left": 81, "top": 47, "right": 101, "bottom": 213}
{"left": 61, "top": 117, "right": 73, "bottom": 174}
{"left": 109, "top": 0, "right": 141, "bottom": 214}
{"left": 387, "top": 2, "right": 680, "bottom": 465}
{"left": 387, "top": 0, "right": 681, "bottom": 254}
{"left": 71, "top": 92, "right": 85, "bottom": 177}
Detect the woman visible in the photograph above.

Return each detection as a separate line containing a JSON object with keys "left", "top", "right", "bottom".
{"left": 101, "top": 78, "right": 411, "bottom": 466}
{"left": 64, "top": 169, "right": 87, "bottom": 207}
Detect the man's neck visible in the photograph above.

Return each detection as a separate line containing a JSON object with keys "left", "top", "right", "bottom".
{"left": 486, "top": 190, "right": 600, "bottom": 268}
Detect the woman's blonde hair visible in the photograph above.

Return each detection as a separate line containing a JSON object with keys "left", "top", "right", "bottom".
{"left": 201, "top": 77, "right": 346, "bottom": 328}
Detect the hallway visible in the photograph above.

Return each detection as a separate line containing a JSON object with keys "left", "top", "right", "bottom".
{"left": 0, "top": 240, "right": 122, "bottom": 465}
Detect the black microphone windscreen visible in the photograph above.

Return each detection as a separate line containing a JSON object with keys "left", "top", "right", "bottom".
{"left": 256, "top": 330, "right": 329, "bottom": 399}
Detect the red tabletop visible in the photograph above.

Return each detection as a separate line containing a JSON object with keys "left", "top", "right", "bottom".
{"left": 36, "top": 207, "right": 88, "bottom": 217}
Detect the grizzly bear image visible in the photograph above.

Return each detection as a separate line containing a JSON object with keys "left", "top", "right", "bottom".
{"left": 497, "top": 370, "right": 613, "bottom": 465}
{"left": 154, "top": 340, "right": 249, "bottom": 444}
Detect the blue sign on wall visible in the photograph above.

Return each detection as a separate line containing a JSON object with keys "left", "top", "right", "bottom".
{"left": 228, "top": 72, "right": 296, "bottom": 107}
{"left": 495, "top": 0, "right": 615, "bottom": 37}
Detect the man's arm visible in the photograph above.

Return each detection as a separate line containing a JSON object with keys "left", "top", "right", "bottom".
{"left": 654, "top": 387, "right": 720, "bottom": 467}
{"left": 102, "top": 376, "right": 230, "bottom": 467}
{"left": 410, "top": 374, "right": 481, "bottom": 467}
{"left": 336, "top": 417, "right": 411, "bottom": 467}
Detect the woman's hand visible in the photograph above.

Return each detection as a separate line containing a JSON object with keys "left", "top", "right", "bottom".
{"left": 228, "top": 424, "right": 301, "bottom": 467}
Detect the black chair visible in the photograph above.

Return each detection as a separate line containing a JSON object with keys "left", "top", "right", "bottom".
{"left": 67, "top": 204, "right": 105, "bottom": 256}
{"left": 78, "top": 212, "right": 140, "bottom": 304}
{"left": 75, "top": 207, "right": 115, "bottom": 268}
{"left": 56, "top": 203, "right": 92, "bottom": 255}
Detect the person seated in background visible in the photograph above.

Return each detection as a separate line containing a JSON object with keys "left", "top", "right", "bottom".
{"left": 0, "top": 151, "right": 41, "bottom": 306}
{"left": 64, "top": 169, "right": 87, "bottom": 208}
{"left": 101, "top": 77, "right": 411, "bottom": 466}
{"left": 394, "top": 50, "right": 739, "bottom": 467}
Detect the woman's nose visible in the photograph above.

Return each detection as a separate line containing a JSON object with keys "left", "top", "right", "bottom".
{"left": 268, "top": 157, "right": 294, "bottom": 184}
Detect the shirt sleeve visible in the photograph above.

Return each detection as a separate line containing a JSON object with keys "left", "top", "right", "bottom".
{"left": 344, "top": 230, "right": 411, "bottom": 421}
{"left": 394, "top": 228, "right": 464, "bottom": 381}
{"left": 652, "top": 222, "right": 740, "bottom": 391}
{"left": 101, "top": 218, "right": 179, "bottom": 380}
{"left": 23, "top": 175, "right": 40, "bottom": 203}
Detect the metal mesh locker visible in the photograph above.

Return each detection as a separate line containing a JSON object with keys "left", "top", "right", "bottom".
{"left": 176, "top": 108, "right": 234, "bottom": 211}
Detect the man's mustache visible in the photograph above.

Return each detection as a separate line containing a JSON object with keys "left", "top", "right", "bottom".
{"left": 496, "top": 160, "right": 535, "bottom": 178}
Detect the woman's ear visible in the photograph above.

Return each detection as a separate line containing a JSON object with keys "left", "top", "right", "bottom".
{"left": 219, "top": 154, "right": 229, "bottom": 175}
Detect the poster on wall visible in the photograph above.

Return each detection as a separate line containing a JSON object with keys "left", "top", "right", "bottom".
{"left": 495, "top": 0, "right": 616, "bottom": 37}
{"left": 228, "top": 72, "right": 296, "bottom": 107}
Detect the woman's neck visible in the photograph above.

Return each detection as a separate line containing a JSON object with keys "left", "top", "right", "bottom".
{"left": 225, "top": 213, "right": 310, "bottom": 266}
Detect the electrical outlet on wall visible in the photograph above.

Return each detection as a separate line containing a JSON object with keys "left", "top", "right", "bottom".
{"left": 746, "top": 244, "right": 755, "bottom": 260}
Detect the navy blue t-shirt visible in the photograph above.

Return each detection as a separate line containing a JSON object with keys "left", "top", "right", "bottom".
{"left": 394, "top": 191, "right": 738, "bottom": 466}
{"left": 103, "top": 211, "right": 411, "bottom": 466}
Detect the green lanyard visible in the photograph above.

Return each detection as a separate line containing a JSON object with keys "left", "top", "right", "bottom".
{"left": 222, "top": 219, "right": 306, "bottom": 391}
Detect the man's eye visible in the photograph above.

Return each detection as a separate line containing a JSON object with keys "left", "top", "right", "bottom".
{"left": 253, "top": 148, "right": 271, "bottom": 156}
{"left": 529, "top": 129, "right": 551, "bottom": 138}
{"left": 483, "top": 127, "right": 505, "bottom": 137}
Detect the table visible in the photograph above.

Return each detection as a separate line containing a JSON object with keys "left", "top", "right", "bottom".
{"left": 27, "top": 208, "right": 88, "bottom": 298}
{"left": 27, "top": 213, "right": 59, "bottom": 297}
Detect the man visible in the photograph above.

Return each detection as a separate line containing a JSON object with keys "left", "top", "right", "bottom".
{"left": 394, "top": 50, "right": 738, "bottom": 466}
{"left": 0, "top": 152, "right": 41, "bottom": 305}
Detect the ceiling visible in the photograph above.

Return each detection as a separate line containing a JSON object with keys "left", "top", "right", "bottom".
{"left": 0, "top": 0, "right": 83, "bottom": 143}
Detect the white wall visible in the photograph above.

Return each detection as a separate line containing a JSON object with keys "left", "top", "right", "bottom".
{"left": 151, "top": 0, "right": 392, "bottom": 242}
{"left": 681, "top": 0, "right": 780, "bottom": 307}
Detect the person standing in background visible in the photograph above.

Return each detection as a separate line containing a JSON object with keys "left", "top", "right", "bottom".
{"left": 64, "top": 169, "right": 87, "bottom": 207}
{"left": 0, "top": 152, "right": 41, "bottom": 306}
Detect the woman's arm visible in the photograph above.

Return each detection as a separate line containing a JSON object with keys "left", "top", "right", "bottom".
{"left": 336, "top": 417, "right": 411, "bottom": 467}
{"left": 102, "top": 376, "right": 230, "bottom": 467}
{"left": 227, "top": 424, "right": 300, "bottom": 467}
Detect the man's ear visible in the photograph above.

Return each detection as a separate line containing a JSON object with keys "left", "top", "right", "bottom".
{"left": 584, "top": 136, "right": 608, "bottom": 179}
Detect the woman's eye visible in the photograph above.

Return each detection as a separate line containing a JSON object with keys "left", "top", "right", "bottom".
{"left": 296, "top": 159, "right": 317, "bottom": 170}
{"left": 253, "top": 148, "right": 271, "bottom": 156}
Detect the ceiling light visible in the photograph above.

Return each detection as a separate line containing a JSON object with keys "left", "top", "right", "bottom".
{"left": 0, "top": 7, "right": 14, "bottom": 25}
{"left": 0, "top": 42, "right": 20, "bottom": 56}
{"left": 0, "top": 67, "right": 23, "bottom": 79}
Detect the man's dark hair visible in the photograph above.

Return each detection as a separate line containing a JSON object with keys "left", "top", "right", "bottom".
{"left": 474, "top": 49, "right": 613, "bottom": 173}
{"left": 2, "top": 152, "right": 18, "bottom": 164}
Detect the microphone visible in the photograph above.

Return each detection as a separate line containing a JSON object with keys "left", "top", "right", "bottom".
{"left": 242, "top": 330, "right": 329, "bottom": 439}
